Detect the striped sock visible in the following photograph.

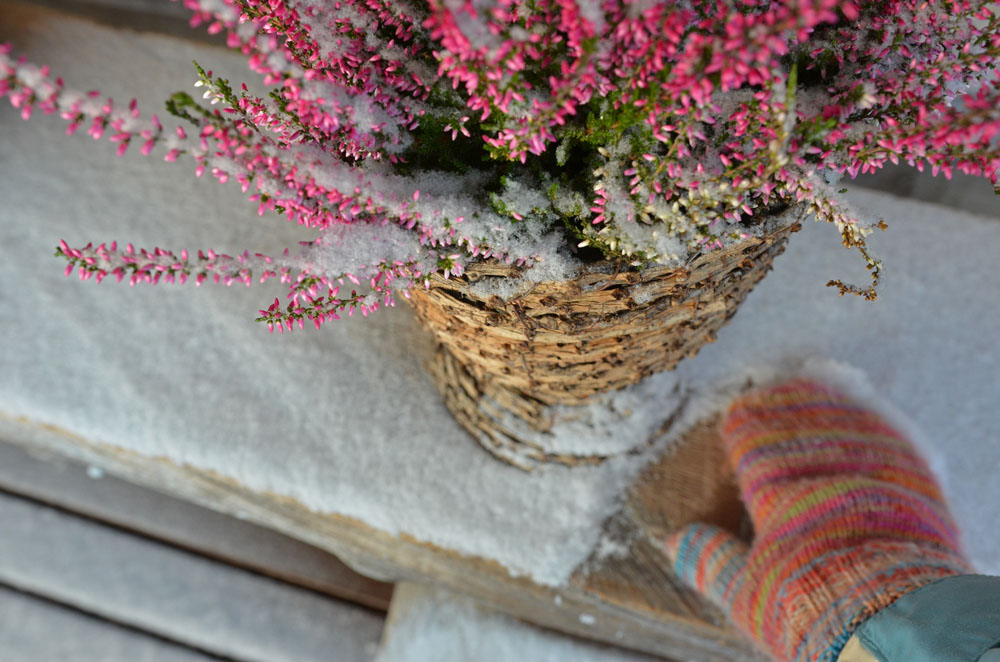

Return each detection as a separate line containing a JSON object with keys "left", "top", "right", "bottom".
{"left": 665, "top": 379, "right": 971, "bottom": 662}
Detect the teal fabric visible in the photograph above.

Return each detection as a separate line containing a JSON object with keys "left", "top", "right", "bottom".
{"left": 854, "top": 575, "right": 1000, "bottom": 662}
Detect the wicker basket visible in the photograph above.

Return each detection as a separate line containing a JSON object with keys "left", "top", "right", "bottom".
{"left": 408, "top": 221, "right": 801, "bottom": 469}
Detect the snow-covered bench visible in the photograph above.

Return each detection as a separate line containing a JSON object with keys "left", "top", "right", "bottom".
{"left": 3, "top": 6, "right": 998, "bottom": 659}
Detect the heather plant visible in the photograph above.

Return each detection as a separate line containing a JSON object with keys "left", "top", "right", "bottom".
{"left": 3, "top": 0, "right": 999, "bottom": 333}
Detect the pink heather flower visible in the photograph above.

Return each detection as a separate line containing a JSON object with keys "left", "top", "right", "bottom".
{"left": 3, "top": 0, "right": 999, "bottom": 326}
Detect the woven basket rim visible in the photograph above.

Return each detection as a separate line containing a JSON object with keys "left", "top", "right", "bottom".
{"left": 441, "top": 214, "right": 802, "bottom": 298}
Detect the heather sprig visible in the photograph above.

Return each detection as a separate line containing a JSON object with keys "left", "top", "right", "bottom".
{"left": 55, "top": 237, "right": 421, "bottom": 328}
{"left": 4, "top": 0, "right": 999, "bottom": 329}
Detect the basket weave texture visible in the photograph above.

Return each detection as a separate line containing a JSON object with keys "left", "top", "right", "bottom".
{"left": 407, "top": 221, "right": 800, "bottom": 468}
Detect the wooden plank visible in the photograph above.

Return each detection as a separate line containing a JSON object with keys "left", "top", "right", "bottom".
{"left": 624, "top": 417, "right": 750, "bottom": 542}
{"left": 0, "top": 413, "right": 756, "bottom": 662}
{"left": 378, "top": 582, "right": 660, "bottom": 662}
{"left": 570, "top": 418, "right": 763, "bottom": 660}
{"left": 0, "top": 584, "right": 223, "bottom": 662}
{"left": 0, "top": 489, "right": 385, "bottom": 662}
{"left": 0, "top": 440, "right": 394, "bottom": 612}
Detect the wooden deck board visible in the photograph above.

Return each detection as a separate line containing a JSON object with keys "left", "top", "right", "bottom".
{"left": 570, "top": 418, "right": 763, "bottom": 660}
{"left": 0, "top": 440, "right": 393, "bottom": 611}
{"left": 0, "top": 482, "right": 385, "bottom": 662}
{"left": 0, "top": 584, "right": 224, "bottom": 662}
{"left": 377, "top": 582, "right": 664, "bottom": 662}
{"left": 0, "top": 413, "right": 756, "bottom": 662}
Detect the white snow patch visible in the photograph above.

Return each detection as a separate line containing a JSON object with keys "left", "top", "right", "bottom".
{"left": 466, "top": 234, "right": 582, "bottom": 301}
{"left": 485, "top": 372, "right": 685, "bottom": 458}
{"left": 594, "top": 534, "right": 631, "bottom": 562}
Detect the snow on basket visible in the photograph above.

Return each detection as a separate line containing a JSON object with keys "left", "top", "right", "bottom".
{"left": 408, "top": 218, "right": 800, "bottom": 468}
{"left": 4, "top": 0, "right": 999, "bottom": 469}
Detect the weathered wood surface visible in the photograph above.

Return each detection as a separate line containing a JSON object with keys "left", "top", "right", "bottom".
{"left": 0, "top": 440, "right": 393, "bottom": 612}
{"left": 1, "top": 412, "right": 758, "bottom": 662}
{"left": 0, "top": 481, "right": 385, "bottom": 662}
{"left": 378, "top": 582, "right": 661, "bottom": 662}
{"left": 625, "top": 418, "right": 750, "bottom": 543}
{"left": 0, "top": 585, "right": 218, "bottom": 662}
{"left": 570, "top": 418, "right": 763, "bottom": 660}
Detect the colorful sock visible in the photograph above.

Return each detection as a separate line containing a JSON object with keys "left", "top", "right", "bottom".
{"left": 665, "top": 379, "right": 972, "bottom": 662}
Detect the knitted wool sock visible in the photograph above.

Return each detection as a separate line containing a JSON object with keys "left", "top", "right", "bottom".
{"left": 665, "top": 379, "right": 972, "bottom": 662}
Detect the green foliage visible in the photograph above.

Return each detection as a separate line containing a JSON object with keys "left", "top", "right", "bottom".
{"left": 165, "top": 90, "right": 207, "bottom": 125}
{"left": 395, "top": 113, "right": 493, "bottom": 176}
